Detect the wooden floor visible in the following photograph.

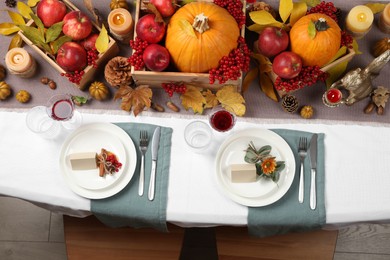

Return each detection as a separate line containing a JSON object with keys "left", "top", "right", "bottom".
{"left": 64, "top": 215, "right": 338, "bottom": 260}
{"left": 2, "top": 197, "right": 390, "bottom": 259}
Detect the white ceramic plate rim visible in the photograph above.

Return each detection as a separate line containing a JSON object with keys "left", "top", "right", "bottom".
{"left": 215, "top": 128, "right": 296, "bottom": 207}
{"left": 59, "top": 123, "right": 137, "bottom": 199}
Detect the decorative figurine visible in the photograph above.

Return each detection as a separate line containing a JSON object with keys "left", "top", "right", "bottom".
{"left": 323, "top": 50, "right": 390, "bottom": 106}
{"left": 364, "top": 86, "right": 390, "bottom": 115}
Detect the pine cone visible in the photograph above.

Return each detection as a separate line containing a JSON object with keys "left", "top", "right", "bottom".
{"left": 0, "top": 64, "right": 6, "bottom": 81}
{"left": 104, "top": 56, "right": 133, "bottom": 88}
{"left": 5, "top": 0, "right": 16, "bottom": 8}
{"left": 282, "top": 95, "right": 299, "bottom": 113}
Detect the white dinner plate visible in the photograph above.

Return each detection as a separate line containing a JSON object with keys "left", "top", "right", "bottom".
{"left": 59, "top": 123, "right": 137, "bottom": 199}
{"left": 215, "top": 128, "right": 295, "bottom": 207}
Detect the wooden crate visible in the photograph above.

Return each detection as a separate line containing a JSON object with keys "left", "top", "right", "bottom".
{"left": 131, "top": 0, "right": 246, "bottom": 91}
{"left": 18, "top": 0, "right": 119, "bottom": 90}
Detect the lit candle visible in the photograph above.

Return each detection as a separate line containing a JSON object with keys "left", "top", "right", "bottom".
{"left": 323, "top": 88, "right": 343, "bottom": 107}
{"left": 5, "top": 47, "right": 37, "bottom": 78}
{"left": 346, "top": 5, "right": 374, "bottom": 39}
{"left": 108, "top": 8, "right": 134, "bottom": 43}
{"left": 379, "top": 3, "right": 390, "bottom": 34}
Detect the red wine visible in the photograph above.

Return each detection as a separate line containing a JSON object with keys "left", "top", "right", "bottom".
{"left": 51, "top": 99, "right": 74, "bottom": 121}
{"left": 210, "top": 110, "right": 235, "bottom": 132}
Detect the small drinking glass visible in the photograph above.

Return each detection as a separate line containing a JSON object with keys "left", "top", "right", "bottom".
{"left": 184, "top": 120, "right": 212, "bottom": 153}
{"left": 26, "top": 106, "right": 62, "bottom": 139}
{"left": 209, "top": 107, "right": 236, "bottom": 132}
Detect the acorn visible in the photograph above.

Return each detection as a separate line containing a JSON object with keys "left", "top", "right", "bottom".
{"left": 0, "top": 64, "right": 6, "bottom": 81}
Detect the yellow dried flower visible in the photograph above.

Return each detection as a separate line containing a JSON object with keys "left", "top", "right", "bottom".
{"left": 261, "top": 157, "right": 277, "bottom": 175}
{"left": 15, "top": 90, "right": 30, "bottom": 103}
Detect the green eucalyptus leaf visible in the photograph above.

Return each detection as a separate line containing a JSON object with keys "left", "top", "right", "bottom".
{"left": 51, "top": 35, "right": 71, "bottom": 54}
{"left": 30, "top": 13, "right": 44, "bottom": 31}
{"left": 45, "top": 21, "right": 63, "bottom": 43}
{"left": 258, "top": 145, "right": 271, "bottom": 156}
{"left": 36, "top": 41, "right": 53, "bottom": 54}
{"left": 18, "top": 24, "right": 45, "bottom": 44}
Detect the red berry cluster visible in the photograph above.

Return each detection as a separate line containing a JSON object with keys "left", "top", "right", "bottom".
{"left": 107, "top": 154, "right": 122, "bottom": 173}
{"left": 87, "top": 48, "right": 99, "bottom": 69}
{"left": 162, "top": 82, "right": 187, "bottom": 97}
{"left": 60, "top": 70, "right": 85, "bottom": 85}
{"left": 307, "top": 1, "right": 338, "bottom": 23}
{"left": 274, "top": 66, "right": 328, "bottom": 93}
{"left": 214, "top": 0, "right": 245, "bottom": 28}
{"left": 340, "top": 30, "right": 354, "bottom": 48}
{"left": 128, "top": 37, "right": 149, "bottom": 70}
{"left": 209, "top": 37, "right": 251, "bottom": 84}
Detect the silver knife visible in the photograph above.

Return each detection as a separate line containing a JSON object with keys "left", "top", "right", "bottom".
{"left": 309, "top": 134, "right": 318, "bottom": 210}
{"left": 148, "top": 127, "right": 161, "bottom": 201}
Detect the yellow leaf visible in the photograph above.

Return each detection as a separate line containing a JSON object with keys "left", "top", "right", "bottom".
{"left": 17, "top": 2, "right": 34, "bottom": 20}
{"left": 290, "top": 2, "right": 307, "bottom": 26}
{"left": 247, "top": 22, "right": 283, "bottom": 33}
{"left": 308, "top": 20, "right": 316, "bottom": 39}
{"left": 7, "top": 11, "right": 25, "bottom": 25}
{"left": 178, "top": 19, "right": 196, "bottom": 38}
{"left": 259, "top": 73, "right": 278, "bottom": 102}
{"left": 250, "top": 10, "right": 280, "bottom": 25}
{"left": 326, "top": 61, "right": 349, "bottom": 88}
{"left": 216, "top": 85, "right": 246, "bottom": 116}
{"left": 251, "top": 53, "right": 272, "bottom": 73}
{"left": 365, "top": 3, "right": 385, "bottom": 14}
{"left": 242, "top": 68, "right": 258, "bottom": 93}
{"left": 95, "top": 25, "right": 109, "bottom": 53}
{"left": 0, "top": 23, "right": 20, "bottom": 35}
{"left": 114, "top": 85, "right": 152, "bottom": 116}
{"left": 180, "top": 85, "right": 206, "bottom": 114}
{"left": 352, "top": 39, "right": 362, "bottom": 55}
{"left": 8, "top": 34, "right": 23, "bottom": 50}
{"left": 323, "top": 46, "right": 346, "bottom": 66}
{"left": 27, "top": 0, "right": 40, "bottom": 7}
{"left": 203, "top": 89, "right": 219, "bottom": 109}
{"left": 279, "top": 0, "right": 293, "bottom": 23}
{"left": 300, "top": 0, "right": 320, "bottom": 7}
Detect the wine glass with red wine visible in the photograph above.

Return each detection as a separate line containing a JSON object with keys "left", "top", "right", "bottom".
{"left": 209, "top": 107, "right": 236, "bottom": 132}
{"left": 46, "top": 94, "right": 82, "bottom": 130}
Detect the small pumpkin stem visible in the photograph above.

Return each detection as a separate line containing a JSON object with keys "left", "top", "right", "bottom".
{"left": 192, "top": 13, "right": 210, "bottom": 34}
{"left": 314, "top": 18, "right": 330, "bottom": 31}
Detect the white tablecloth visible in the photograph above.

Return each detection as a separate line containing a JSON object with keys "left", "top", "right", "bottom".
{"left": 1, "top": 110, "right": 390, "bottom": 227}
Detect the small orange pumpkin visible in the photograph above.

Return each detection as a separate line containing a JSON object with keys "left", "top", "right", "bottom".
{"left": 165, "top": 2, "right": 240, "bottom": 73}
{"left": 289, "top": 13, "right": 341, "bottom": 67}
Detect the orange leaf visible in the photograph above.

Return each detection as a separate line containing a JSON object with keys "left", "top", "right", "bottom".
{"left": 114, "top": 85, "right": 152, "bottom": 116}
{"left": 242, "top": 68, "right": 258, "bottom": 93}
{"left": 259, "top": 73, "right": 278, "bottom": 102}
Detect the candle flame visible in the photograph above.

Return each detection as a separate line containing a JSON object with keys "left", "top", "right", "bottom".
{"left": 357, "top": 12, "right": 367, "bottom": 22}
{"left": 113, "top": 13, "right": 125, "bottom": 26}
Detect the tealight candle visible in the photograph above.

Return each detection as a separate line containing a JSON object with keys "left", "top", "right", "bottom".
{"left": 346, "top": 5, "right": 374, "bottom": 39}
{"left": 379, "top": 3, "right": 390, "bottom": 34}
{"left": 108, "top": 8, "right": 134, "bottom": 43}
{"left": 322, "top": 88, "right": 343, "bottom": 107}
{"left": 5, "top": 47, "right": 37, "bottom": 78}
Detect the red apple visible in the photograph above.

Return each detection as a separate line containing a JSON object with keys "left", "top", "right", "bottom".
{"left": 150, "top": 0, "right": 177, "bottom": 17}
{"left": 37, "top": 0, "right": 67, "bottom": 27}
{"left": 62, "top": 11, "right": 93, "bottom": 41}
{"left": 81, "top": 33, "right": 99, "bottom": 50}
{"left": 272, "top": 51, "right": 302, "bottom": 79}
{"left": 56, "top": 42, "right": 87, "bottom": 72}
{"left": 143, "top": 44, "right": 170, "bottom": 71}
{"left": 257, "top": 26, "right": 289, "bottom": 58}
{"left": 136, "top": 14, "right": 166, "bottom": 44}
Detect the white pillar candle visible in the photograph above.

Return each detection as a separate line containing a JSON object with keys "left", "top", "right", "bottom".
{"left": 5, "top": 47, "right": 37, "bottom": 78}
{"left": 107, "top": 8, "right": 134, "bottom": 43}
{"left": 345, "top": 5, "right": 374, "bottom": 39}
{"left": 379, "top": 3, "right": 390, "bottom": 34}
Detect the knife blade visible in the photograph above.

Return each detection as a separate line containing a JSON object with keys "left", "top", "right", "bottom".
{"left": 148, "top": 127, "right": 161, "bottom": 201}
{"left": 309, "top": 134, "right": 318, "bottom": 210}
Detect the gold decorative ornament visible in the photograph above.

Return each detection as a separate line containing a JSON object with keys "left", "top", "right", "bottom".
{"left": 372, "top": 38, "right": 390, "bottom": 58}
{"left": 104, "top": 56, "right": 133, "bottom": 88}
{"left": 110, "top": 0, "right": 129, "bottom": 10}
{"left": 0, "top": 81, "right": 11, "bottom": 100}
{"left": 89, "top": 81, "right": 110, "bottom": 101}
{"left": 15, "top": 90, "right": 30, "bottom": 103}
{"left": 0, "top": 64, "right": 6, "bottom": 81}
{"left": 300, "top": 105, "right": 314, "bottom": 119}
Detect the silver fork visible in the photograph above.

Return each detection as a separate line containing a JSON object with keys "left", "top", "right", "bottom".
{"left": 298, "top": 137, "right": 308, "bottom": 203}
{"left": 138, "top": 130, "right": 149, "bottom": 196}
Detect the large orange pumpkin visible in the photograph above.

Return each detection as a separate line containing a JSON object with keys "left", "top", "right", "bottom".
{"left": 165, "top": 2, "right": 240, "bottom": 73}
{"left": 289, "top": 13, "right": 341, "bottom": 67}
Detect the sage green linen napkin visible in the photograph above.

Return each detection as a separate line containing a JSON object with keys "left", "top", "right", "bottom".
{"left": 91, "top": 123, "right": 173, "bottom": 232}
{"left": 248, "top": 129, "right": 325, "bottom": 237}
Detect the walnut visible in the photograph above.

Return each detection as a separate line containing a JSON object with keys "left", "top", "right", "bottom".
{"left": 0, "top": 64, "right": 6, "bottom": 81}
{"left": 104, "top": 56, "right": 133, "bottom": 88}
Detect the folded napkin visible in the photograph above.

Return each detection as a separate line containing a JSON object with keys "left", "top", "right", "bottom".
{"left": 91, "top": 123, "right": 173, "bottom": 232}
{"left": 248, "top": 129, "right": 325, "bottom": 237}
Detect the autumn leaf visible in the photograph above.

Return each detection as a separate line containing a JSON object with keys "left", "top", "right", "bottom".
{"left": 203, "top": 89, "right": 219, "bottom": 109}
{"left": 27, "top": 0, "right": 40, "bottom": 7}
{"left": 242, "top": 68, "right": 258, "bottom": 93}
{"left": 180, "top": 85, "right": 206, "bottom": 114}
{"left": 326, "top": 61, "right": 349, "bottom": 88}
{"left": 252, "top": 53, "right": 272, "bottom": 73}
{"left": 323, "top": 46, "right": 347, "bottom": 66}
{"left": 300, "top": 0, "right": 320, "bottom": 7}
{"left": 114, "top": 85, "right": 152, "bottom": 116}
{"left": 51, "top": 35, "right": 72, "bottom": 54}
{"left": 178, "top": 19, "right": 196, "bottom": 38}
{"left": 352, "top": 39, "right": 362, "bottom": 55}
{"left": 45, "top": 21, "right": 63, "bottom": 43}
{"left": 365, "top": 3, "right": 385, "bottom": 14}
{"left": 259, "top": 73, "right": 278, "bottom": 102}
{"left": 17, "top": 2, "right": 34, "bottom": 20}
{"left": 7, "top": 11, "right": 25, "bottom": 26}
{"left": 8, "top": 34, "right": 23, "bottom": 50}
{"left": 279, "top": 0, "right": 293, "bottom": 23}
{"left": 290, "top": 2, "right": 307, "bottom": 26}
{"left": 0, "top": 23, "right": 20, "bottom": 35}
{"left": 216, "top": 85, "right": 246, "bottom": 116}
{"left": 308, "top": 21, "right": 316, "bottom": 39}
{"left": 250, "top": 10, "right": 282, "bottom": 26}
{"left": 96, "top": 25, "right": 109, "bottom": 53}
{"left": 247, "top": 22, "right": 283, "bottom": 33}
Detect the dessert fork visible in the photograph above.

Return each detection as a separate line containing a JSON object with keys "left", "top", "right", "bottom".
{"left": 298, "top": 137, "right": 307, "bottom": 203}
{"left": 138, "top": 130, "right": 149, "bottom": 196}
